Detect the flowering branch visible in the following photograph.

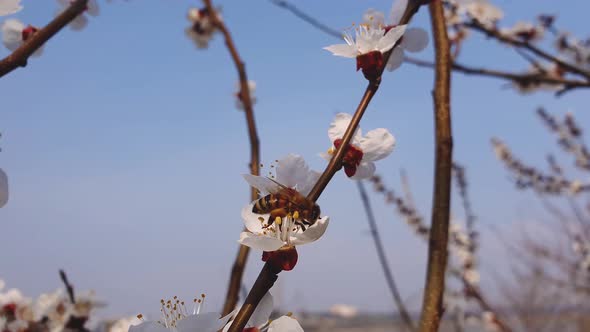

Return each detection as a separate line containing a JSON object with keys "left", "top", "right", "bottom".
{"left": 405, "top": 56, "right": 590, "bottom": 96}
{"left": 227, "top": 1, "right": 429, "bottom": 331}
{"left": 0, "top": 0, "right": 89, "bottom": 78}
{"left": 267, "top": 0, "right": 590, "bottom": 96}
{"left": 357, "top": 181, "right": 416, "bottom": 332}
{"left": 417, "top": 2, "right": 452, "bottom": 332}
{"left": 464, "top": 20, "right": 590, "bottom": 81}
{"left": 200, "top": 0, "right": 262, "bottom": 316}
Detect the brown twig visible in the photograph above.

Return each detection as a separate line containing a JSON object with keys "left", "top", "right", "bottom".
{"left": 59, "top": 269, "right": 76, "bottom": 304}
{"left": 201, "top": 0, "right": 262, "bottom": 316}
{"left": 464, "top": 21, "right": 590, "bottom": 81}
{"left": 357, "top": 181, "right": 417, "bottom": 332}
{"left": 226, "top": 1, "right": 428, "bottom": 330}
{"left": 0, "top": 0, "right": 89, "bottom": 78}
{"left": 405, "top": 56, "right": 590, "bottom": 95}
{"left": 418, "top": 2, "right": 453, "bottom": 332}
{"left": 267, "top": 0, "right": 341, "bottom": 39}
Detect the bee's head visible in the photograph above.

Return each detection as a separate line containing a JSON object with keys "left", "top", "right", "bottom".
{"left": 311, "top": 204, "right": 321, "bottom": 221}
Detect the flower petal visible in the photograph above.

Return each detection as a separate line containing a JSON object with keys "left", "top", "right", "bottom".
{"left": 249, "top": 292, "right": 273, "bottom": 328}
{"left": 242, "top": 174, "right": 281, "bottom": 196}
{"left": 323, "top": 44, "right": 357, "bottom": 58}
{"left": 350, "top": 161, "right": 376, "bottom": 180}
{"left": 239, "top": 232, "right": 284, "bottom": 252}
{"left": 389, "top": 0, "right": 409, "bottom": 25}
{"left": 86, "top": 0, "right": 100, "bottom": 16}
{"left": 69, "top": 14, "right": 88, "bottom": 31}
{"left": 359, "top": 128, "right": 396, "bottom": 161}
{"left": 129, "top": 322, "right": 168, "bottom": 332}
{"left": 386, "top": 47, "right": 404, "bottom": 71}
{"left": 0, "top": 0, "right": 22, "bottom": 16}
{"left": 328, "top": 113, "right": 362, "bottom": 145}
{"left": 0, "top": 168, "right": 8, "bottom": 208}
{"left": 276, "top": 154, "right": 317, "bottom": 195}
{"left": 241, "top": 203, "right": 268, "bottom": 233}
{"left": 268, "top": 316, "right": 304, "bottom": 332}
{"left": 362, "top": 9, "right": 385, "bottom": 28}
{"left": 402, "top": 28, "right": 429, "bottom": 52}
{"left": 376, "top": 24, "right": 407, "bottom": 53}
{"left": 290, "top": 216, "right": 329, "bottom": 246}
{"left": 176, "top": 312, "right": 226, "bottom": 332}
{"left": 1, "top": 18, "right": 23, "bottom": 51}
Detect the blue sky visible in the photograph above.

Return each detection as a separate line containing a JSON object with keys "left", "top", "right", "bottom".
{"left": 1, "top": 0, "right": 589, "bottom": 319}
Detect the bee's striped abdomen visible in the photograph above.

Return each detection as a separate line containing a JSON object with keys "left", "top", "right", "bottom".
{"left": 253, "top": 194, "right": 276, "bottom": 213}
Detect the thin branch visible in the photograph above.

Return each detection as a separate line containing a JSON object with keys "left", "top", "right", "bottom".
{"left": 357, "top": 181, "right": 417, "bottom": 332}
{"left": 268, "top": 0, "right": 341, "bottom": 39}
{"left": 405, "top": 56, "right": 590, "bottom": 95}
{"left": 227, "top": 1, "right": 428, "bottom": 330}
{"left": 464, "top": 21, "right": 590, "bottom": 81}
{"left": 418, "top": 2, "right": 453, "bottom": 332}
{"left": 0, "top": 0, "right": 89, "bottom": 78}
{"left": 59, "top": 269, "right": 76, "bottom": 304}
{"left": 201, "top": 0, "right": 262, "bottom": 316}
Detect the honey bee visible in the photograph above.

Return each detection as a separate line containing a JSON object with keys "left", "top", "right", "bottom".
{"left": 243, "top": 174, "right": 321, "bottom": 231}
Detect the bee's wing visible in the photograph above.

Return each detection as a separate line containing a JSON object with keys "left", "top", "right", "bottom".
{"left": 242, "top": 174, "right": 282, "bottom": 195}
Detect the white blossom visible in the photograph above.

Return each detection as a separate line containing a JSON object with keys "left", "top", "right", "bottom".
{"left": 235, "top": 80, "right": 257, "bottom": 111}
{"left": 57, "top": 0, "right": 99, "bottom": 31}
{"left": 1, "top": 19, "right": 44, "bottom": 56}
{"left": 322, "top": 113, "right": 395, "bottom": 180}
{"left": 240, "top": 154, "right": 329, "bottom": 252}
{"left": 130, "top": 295, "right": 232, "bottom": 332}
{"left": 0, "top": 0, "right": 22, "bottom": 16}
{"left": 323, "top": 24, "right": 406, "bottom": 59}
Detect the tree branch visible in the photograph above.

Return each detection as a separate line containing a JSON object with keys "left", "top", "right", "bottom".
{"left": 0, "top": 0, "right": 89, "bottom": 78}
{"left": 200, "top": 0, "right": 261, "bottom": 316}
{"left": 59, "top": 269, "right": 76, "bottom": 304}
{"left": 405, "top": 56, "right": 590, "bottom": 95}
{"left": 464, "top": 21, "right": 590, "bottom": 81}
{"left": 418, "top": 2, "right": 453, "bottom": 332}
{"left": 357, "top": 181, "right": 417, "bottom": 332}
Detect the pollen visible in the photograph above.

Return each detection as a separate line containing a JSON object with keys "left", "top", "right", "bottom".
{"left": 293, "top": 211, "right": 300, "bottom": 220}
{"left": 275, "top": 216, "right": 282, "bottom": 225}
{"left": 258, "top": 217, "right": 265, "bottom": 222}
{"left": 137, "top": 314, "right": 144, "bottom": 320}
{"left": 327, "top": 146, "right": 336, "bottom": 155}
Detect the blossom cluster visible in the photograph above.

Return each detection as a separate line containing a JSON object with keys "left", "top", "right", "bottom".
{"left": 1, "top": 0, "right": 100, "bottom": 58}
{"left": 131, "top": 292, "right": 303, "bottom": 332}
{"left": 0, "top": 278, "right": 135, "bottom": 332}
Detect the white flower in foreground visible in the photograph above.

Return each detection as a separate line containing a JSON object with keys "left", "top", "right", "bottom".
{"left": 1, "top": 19, "right": 44, "bottom": 56}
{"left": 324, "top": 23, "right": 406, "bottom": 78}
{"left": 0, "top": 0, "right": 22, "bottom": 16}
{"left": 322, "top": 113, "right": 395, "bottom": 180}
{"left": 0, "top": 168, "right": 8, "bottom": 208}
{"left": 57, "top": 0, "right": 99, "bottom": 31}
{"left": 223, "top": 292, "right": 304, "bottom": 332}
{"left": 131, "top": 294, "right": 232, "bottom": 332}
{"left": 240, "top": 154, "right": 329, "bottom": 253}
{"left": 185, "top": 7, "right": 219, "bottom": 49}
{"left": 367, "top": 0, "right": 430, "bottom": 71}
{"left": 235, "top": 80, "right": 257, "bottom": 111}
